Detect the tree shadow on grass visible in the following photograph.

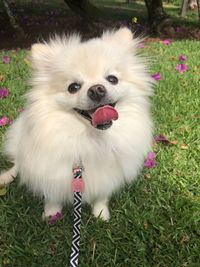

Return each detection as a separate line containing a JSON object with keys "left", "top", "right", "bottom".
{"left": 0, "top": 1, "right": 200, "bottom": 50}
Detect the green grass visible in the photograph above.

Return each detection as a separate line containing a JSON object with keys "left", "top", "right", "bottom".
{"left": 0, "top": 41, "right": 200, "bottom": 266}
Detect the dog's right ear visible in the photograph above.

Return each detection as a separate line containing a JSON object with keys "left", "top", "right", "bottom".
{"left": 31, "top": 43, "right": 49, "bottom": 57}
{"left": 31, "top": 43, "right": 51, "bottom": 71}
{"left": 102, "top": 28, "right": 133, "bottom": 45}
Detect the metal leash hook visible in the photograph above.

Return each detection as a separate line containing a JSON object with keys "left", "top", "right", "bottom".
{"left": 69, "top": 164, "right": 85, "bottom": 267}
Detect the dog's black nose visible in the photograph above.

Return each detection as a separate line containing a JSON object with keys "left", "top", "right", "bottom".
{"left": 87, "top": 84, "right": 106, "bottom": 102}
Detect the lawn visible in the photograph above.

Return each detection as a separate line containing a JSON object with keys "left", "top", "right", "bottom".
{"left": 1, "top": 0, "right": 200, "bottom": 264}
{"left": 0, "top": 37, "right": 199, "bottom": 266}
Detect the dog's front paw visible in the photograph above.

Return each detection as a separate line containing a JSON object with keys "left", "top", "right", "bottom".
{"left": 0, "top": 170, "right": 14, "bottom": 185}
{"left": 93, "top": 201, "right": 110, "bottom": 221}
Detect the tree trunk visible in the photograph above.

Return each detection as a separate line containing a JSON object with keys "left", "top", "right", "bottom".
{"left": 64, "top": 0, "right": 111, "bottom": 36}
{"left": 181, "top": 0, "right": 189, "bottom": 16}
{"left": 2, "top": 0, "right": 25, "bottom": 38}
{"left": 197, "top": 0, "right": 200, "bottom": 20}
{"left": 144, "top": 0, "right": 173, "bottom": 34}
{"left": 64, "top": 0, "right": 102, "bottom": 22}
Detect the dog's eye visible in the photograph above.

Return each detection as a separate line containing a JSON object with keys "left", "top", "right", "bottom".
{"left": 106, "top": 75, "right": 118, "bottom": 85}
{"left": 68, "top": 83, "right": 82, "bottom": 94}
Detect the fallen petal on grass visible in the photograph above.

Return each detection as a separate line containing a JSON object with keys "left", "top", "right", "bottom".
{"left": 48, "top": 212, "right": 62, "bottom": 225}
{"left": 144, "top": 159, "right": 156, "bottom": 168}
{"left": 179, "top": 55, "right": 187, "bottom": 61}
{"left": 176, "top": 64, "right": 188, "bottom": 73}
{"left": 0, "top": 88, "right": 9, "bottom": 98}
{"left": 138, "top": 43, "right": 145, "bottom": 48}
{"left": 147, "top": 152, "right": 156, "bottom": 159}
{"left": 2, "top": 55, "right": 10, "bottom": 64}
{"left": 0, "top": 116, "right": 10, "bottom": 126}
{"left": 144, "top": 152, "right": 156, "bottom": 168}
{"left": 151, "top": 72, "right": 161, "bottom": 81}
{"left": 154, "top": 135, "right": 170, "bottom": 144}
{"left": 163, "top": 39, "right": 171, "bottom": 45}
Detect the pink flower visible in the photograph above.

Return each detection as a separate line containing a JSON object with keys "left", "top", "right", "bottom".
{"left": 154, "top": 135, "right": 170, "bottom": 145}
{"left": 0, "top": 116, "right": 10, "bottom": 126}
{"left": 144, "top": 152, "right": 156, "bottom": 168}
{"left": 163, "top": 39, "right": 171, "bottom": 45}
{"left": 0, "top": 88, "right": 9, "bottom": 98}
{"left": 179, "top": 55, "right": 187, "bottom": 61}
{"left": 48, "top": 212, "right": 62, "bottom": 225}
{"left": 147, "top": 152, "right": 156, "bottom": 160}
{"left": 2, "top": 55, "right": 10, "bottom": 64}
{"left": 176, "top": 64, "right": 188, "bottom": 73}
{"left": 151, "top": 72, "right": 161, "bottom": 81}
{"left": 138, "top": 43, "right": 145, "bottom": 48}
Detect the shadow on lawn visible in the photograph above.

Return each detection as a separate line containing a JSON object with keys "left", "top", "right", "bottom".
{"left": 0, "top": 0, "right": 200, "bottom": 50}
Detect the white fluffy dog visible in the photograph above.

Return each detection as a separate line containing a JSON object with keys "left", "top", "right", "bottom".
{"left": 0, "top": 28, "right": 153, "bottom": 221}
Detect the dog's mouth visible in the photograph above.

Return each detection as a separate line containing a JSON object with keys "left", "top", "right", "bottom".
{"left": 74, "top": 103, "right": 119, "bottom": 130}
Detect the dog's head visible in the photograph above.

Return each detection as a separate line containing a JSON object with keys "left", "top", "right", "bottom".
{"left": 30, "top": 28, "right": 153, "bottom": 130}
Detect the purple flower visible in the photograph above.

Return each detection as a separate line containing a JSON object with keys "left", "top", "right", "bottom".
{"left": 176, "top": 64, "right": 188, "bottom": 73}
{"left": 147, "top": 152, "right": 156, "bottom": 160}
{"left": 0, "top": 116, "right": 10, "bottom": 126}
{"left": 151, "top": 72, "right": 161, "bottom": 81}
{"left": 48, "top": 212, "right": 62, "bottom": 225}
{"left": 138, "top": 43, "right": 145, "bottom": 48}
{"left": 2, "top": 55, "right": 10, "bottom": 64}
{"left": 154, "top": 135, "right": 170, "bottom": 145}
{"left": 144, "top": 152, "right": 156, "bottom": 168}
{"left": 179, "top": 55, "right": 187, "bottom": 62}
{"left": 175, "top": 27, "right": 181, "bottom": 32}
{"left": 163, "top": 39, "right": 171, "bottom": 45}
{"left": 0, "top": 88, "right": 9, "bottom": 98}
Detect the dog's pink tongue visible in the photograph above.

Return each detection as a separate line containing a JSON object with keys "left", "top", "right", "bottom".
{"left": 91, "top": 105, "right": 118, "bottom": 127}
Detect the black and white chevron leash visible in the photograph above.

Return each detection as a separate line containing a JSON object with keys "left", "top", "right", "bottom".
{"left": 69, "top": 165, "right": 85, "bottom": 267}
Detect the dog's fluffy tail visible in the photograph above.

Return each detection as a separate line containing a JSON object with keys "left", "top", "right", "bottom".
{"left": 0, "top": 164, "right": 17, "bottom": 185}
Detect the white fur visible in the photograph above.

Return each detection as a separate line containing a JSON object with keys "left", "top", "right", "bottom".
{"left": 0, "top": 28, "right": 153, "bottom": 220}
